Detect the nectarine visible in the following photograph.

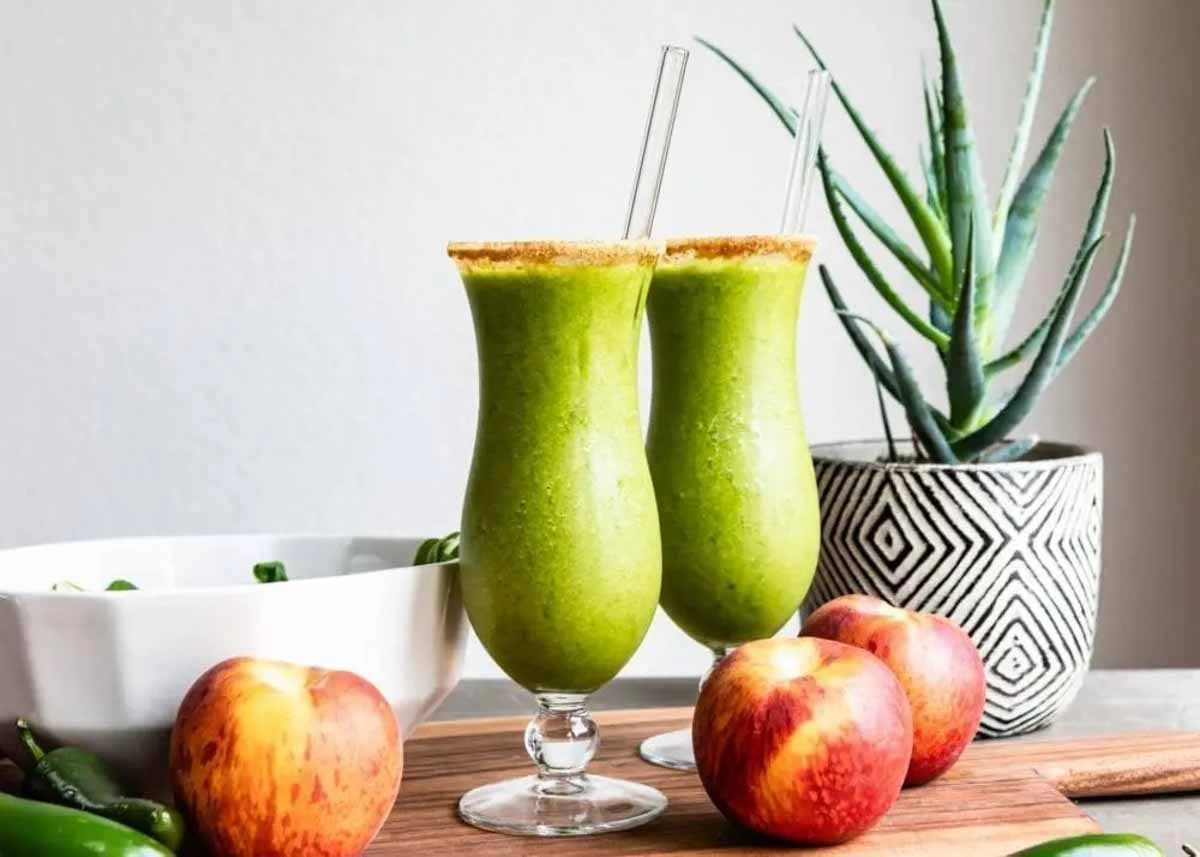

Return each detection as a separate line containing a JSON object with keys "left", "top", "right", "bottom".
{"left": 802, "top": 594, "right": 985, "bottom": 786}
{"left": 170, "top": 657, "right": 402, "bottom": 857}
{"left": 692, "top": 637, "right": 912, "bottom": 844}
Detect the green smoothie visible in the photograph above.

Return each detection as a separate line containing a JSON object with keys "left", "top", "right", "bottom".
{"left": 449, "top": 240, "right": 663, "bottom": 694}
{"left": 647, "top": 235, "right": 820, "bottom": 650}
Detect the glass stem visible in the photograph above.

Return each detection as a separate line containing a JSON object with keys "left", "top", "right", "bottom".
{"left": 698, "top": 645, "right": 729, "bottom": 693}
{"left": 525, "top": 693, "right": 598, "bottom": 789}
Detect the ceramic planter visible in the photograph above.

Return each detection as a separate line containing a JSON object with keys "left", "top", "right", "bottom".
{"left": 805, "top": 440, "right": 1103, "bottom": 738}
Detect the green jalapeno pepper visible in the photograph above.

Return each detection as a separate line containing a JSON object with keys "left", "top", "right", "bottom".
{"left": 15, "top": 720, "right": 184, "bottom": 851}
{"left": 0, "top": 792, "right": 173, "bottom": 856}
{"left": 1009, "top": 833, "right": 1164, "bottom": 856}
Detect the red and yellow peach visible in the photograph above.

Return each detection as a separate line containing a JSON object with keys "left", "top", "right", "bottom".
{"left": 692, "top": 637, "right": 912, "bottom": 844}
{"left": 170, "top": 657, "right": 402, "bottom": 857}
{"left": 801, "top": 594, "right": 985, "bottom": 786}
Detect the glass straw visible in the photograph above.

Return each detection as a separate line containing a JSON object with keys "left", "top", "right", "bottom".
{"left": 623, "top": 45, "right": 689, "bottom": 240}
{"left": 779, "top": 69, "right": 832, "bottom": 234}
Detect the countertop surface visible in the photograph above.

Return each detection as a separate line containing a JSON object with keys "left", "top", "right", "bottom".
{"left": 432, "top": 669, "right": 1199, "bottom": 852}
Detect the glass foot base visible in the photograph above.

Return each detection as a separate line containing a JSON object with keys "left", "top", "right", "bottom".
{"left": 638, "top": 727, "right": 695, "bottom": 771}
{"left": 459, "top": 773, "right": 667, "bottom": 837}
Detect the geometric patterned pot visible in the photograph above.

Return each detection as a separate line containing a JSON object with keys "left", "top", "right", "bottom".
{"left": 804, "top": 440, "right": 1103, "bottom": 738}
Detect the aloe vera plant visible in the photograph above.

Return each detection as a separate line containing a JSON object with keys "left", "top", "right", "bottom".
{"left": 700, "top": 0, "right": 1135, "bottom": 463}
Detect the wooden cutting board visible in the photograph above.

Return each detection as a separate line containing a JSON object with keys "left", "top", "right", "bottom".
{"left": 369, "top": 708, "right": 1200, "bottom": 856}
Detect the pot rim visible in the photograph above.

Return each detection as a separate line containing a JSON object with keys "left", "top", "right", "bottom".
{"left": 811, "top": 438, "right": 1102, "bottom": 472}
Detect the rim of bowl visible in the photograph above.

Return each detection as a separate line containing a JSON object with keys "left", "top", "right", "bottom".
{"left": 811, "top": 438, "right": 1102, "bottom": 472}
{"left": 0, "top": 532, "right": 454, "bottom": 600}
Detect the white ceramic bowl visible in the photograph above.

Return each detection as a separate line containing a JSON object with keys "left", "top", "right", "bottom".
{"left": 0, "top": 534, "right": 466, "bottom": 791}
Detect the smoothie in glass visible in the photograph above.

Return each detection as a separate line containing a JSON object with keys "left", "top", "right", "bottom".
{"left": 638, "top": 234, "right": 820, "bottom": 770}
{"left": 448, "top": 239, "right": 666, "bottom": 836}
{"left": 648, "top": 234, "right": 820, "bottom": 647}
{"left": 455, "top": 240, "right": 662, "bottom": 692}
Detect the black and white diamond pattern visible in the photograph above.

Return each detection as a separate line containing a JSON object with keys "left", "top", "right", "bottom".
{"left": 805, "top": 447, "right": 1103, "bottom": 738}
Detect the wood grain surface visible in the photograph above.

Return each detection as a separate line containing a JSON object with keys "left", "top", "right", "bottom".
{"left": 359, "top": 709, "right": 1200, "bottom": 856}
{"left": 4, "top": 709, "right": 1196, "bottom": 855}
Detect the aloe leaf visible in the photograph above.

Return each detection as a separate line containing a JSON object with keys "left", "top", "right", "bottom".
{"left": 923, "top": 80, "right": 948, "bottom": 213}
{"left": 819, "top": 150, "right": 951, "bottom": 349}
{"left": 994, "top": 128, "right": 1115, "bottom": 357}
{"left": 947, "top": 216, "right": 986, "bottom": 425}
{"left": 920, "top": 145, "right": 948, "bottom": 231}
{"left": 987, "top": 139, "right": 1124, "bottom": 375}
{"left": 985, "top": 209, "right": 1125, "bottom": 377}
{"left": 694, "top": 37, "right": 796, "bottom": 134}
{"left": 1070, "top": 130, "right": 1117, "bottom": 277}
{"left": 932, "top": 0, "right": 996, "bottom": 338}
{"left": 985, "top": 298, "right": 1056, "bottom": 375}
{"left": 821, "top": 265, "right": 902, "bottom": 399}
{"left": 986, "top": 205, "right": 1099, "bottom": 376}
{"left": 875, "top": 371, "right": 899, "bottom": 462}
{"left": 993, "top": 0, "right": 1056, "bottom": 246}
{"left": 1054, "top": 214, "right": 1136, "bottom": 375}
{"left": 930, "top": 300, "right": 952, "bottom": 335}
{"left": 953, "top": 234, "right": 1106, "bottom": 460}
{"left": 931, "top": 299, "right": 951, "bottom": 372}
{"left": 822, "top": 266, "right": 958, "bottom": 437}
{"left": 831, "top": 167, "right": 951, "bottom": 308}
{"left": 795, "top": 25, "right": 954, "bottom": 288}
{"left": 837, "top": 311, "right": 959, "bottom": 464}
{"left": 992, "top": 78, "right": 1095, "bottom": 337}
{"left": 981, "top": 435, "right": 1039, "bottom": 464}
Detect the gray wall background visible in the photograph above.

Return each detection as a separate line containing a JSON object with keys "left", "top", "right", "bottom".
{"left": 1, "top": 1, "right": 1195, "bottom": 677}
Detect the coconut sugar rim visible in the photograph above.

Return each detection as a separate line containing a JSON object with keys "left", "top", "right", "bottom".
{"left": 661, "top": 234, "right": 817, "bottom": 265}
{"left": 447, "top": 240, "right": 663, "bottom": 271}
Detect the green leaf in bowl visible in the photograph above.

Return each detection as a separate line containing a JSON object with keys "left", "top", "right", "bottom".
{"left": 414, "top": 532, "right": 460, "bottom": 565}
{"left": 253, "top": 561, "right": 289, "bottom": 584}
